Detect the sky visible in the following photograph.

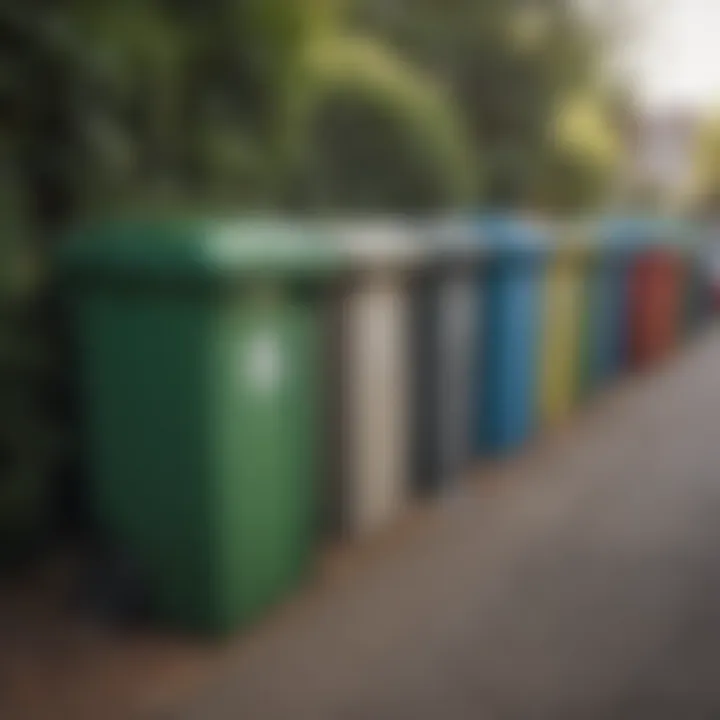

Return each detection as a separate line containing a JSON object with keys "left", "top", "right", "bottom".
{"left": 620, "top": 0, "right": 720, "bottom": 112}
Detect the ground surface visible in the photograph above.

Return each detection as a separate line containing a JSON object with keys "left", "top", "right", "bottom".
{"left": 3, "top": 328, "right": 720, "bottom": 720}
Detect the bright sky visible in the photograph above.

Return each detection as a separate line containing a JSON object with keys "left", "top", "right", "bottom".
{"left": 624, "top": 0, "right": 720, "bottom": 112}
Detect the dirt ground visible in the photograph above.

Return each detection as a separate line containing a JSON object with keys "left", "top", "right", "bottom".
{"left": 3, "top": 327, "right": 720, "bottom": 720}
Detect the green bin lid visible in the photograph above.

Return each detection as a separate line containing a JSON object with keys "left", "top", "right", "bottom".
{"left": 59, "top": 216, "right": 339, "bottom": 283}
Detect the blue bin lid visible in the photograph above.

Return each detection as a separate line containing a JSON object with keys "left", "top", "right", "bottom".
{"left": 473, "top": 214, "right": 551, "bottom": 261}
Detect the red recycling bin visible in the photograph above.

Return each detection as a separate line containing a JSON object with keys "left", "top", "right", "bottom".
{"left": 628, "top": 247, "right": 685, "bottom": 370}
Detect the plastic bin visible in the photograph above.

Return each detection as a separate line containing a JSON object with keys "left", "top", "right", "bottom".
{"left": 325, "top": 221, "right": 420, "bottom": 538}
{"left": 473, "top": 217, "right": 547, "bottom": 455}
{"left": 681, "top": 226, "right": 712, "bottom": 336}
{"left": 61, "top": 218, "right": 336, "bottom": 634}
{"left": 538, "top": 223, "right": 589, "bottom": 426}
{"left": 410, "top": 220, "right": 483, "bottom": 495}
{"left": 594, "top": 219, "right": 644, "bottom": 378}
{"left": 628, "top": 222, "right": 686, "bottom": 370}
{"left": 578, "top": 232, "right": 605, "bottom": 396}
{"left": 578, "top": 222, "right": 635, "bottom": 394}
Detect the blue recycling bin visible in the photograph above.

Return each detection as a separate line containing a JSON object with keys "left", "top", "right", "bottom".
{"left": 472, "top": 216, "right": 548, "bottom": 456}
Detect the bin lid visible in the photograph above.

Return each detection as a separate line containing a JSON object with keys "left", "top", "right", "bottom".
{"left": 321, "top": 218, "right": 425, "bottom": 271}
{"left": 474, "top": 214, "right": 550, "bottom": 262}
{"left": 59, "top": 216, "right": 339, "bottom": 282}
{"left": 543, "top": 219, "right": 596, "bottom": 261}
{"left": 422, "top": 215, "right": 488, "bottom": 265}
{"left": 640, "top": 217, "right": 696, "bottom": 258}
{"left": 652, "top": 217, "right": 702, "bottom": 255}
{"left": 596, "top": 216, "right": 665, "bottom": 257}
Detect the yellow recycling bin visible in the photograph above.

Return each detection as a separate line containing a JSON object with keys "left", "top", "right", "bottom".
{"left": 538, "top": 223, "right": 590, "bottom": 427}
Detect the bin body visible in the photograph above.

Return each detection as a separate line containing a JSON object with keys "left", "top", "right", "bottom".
{"left": 326, "top": 224, "right": 415, "bottom": 538}
{"left": 411, "top": 246, "right": 478, "bottom": 495}
{"left": 683, "top": 255, "right": 701, "bottom": 335}
{"left": 682, "top": 240, "right": 711, "bottom": 335}
{"left": 435, "top": 267, "right": 477, "bottom": 483}
{"left": 579, "top": 245, "right": 630, "bottom": 394}
{"left": 611, "top": 260, "right": 635, "bottom": 374}
{"left": 409, "top": 268, "right": 439, "bottom": 496}
{"left": 597, "top": 219, "right": 644, "bottom": 377}
{"left": 65, "top": 220, "right": 331, "bottom": 634}
{"left": 538, "top": 239, "right": 587, "bottom": 426}
{"left": 474, "top": 220, "right": 545, "bottom": 455}
{"left": 628, "top": 245, "right": 685, "bottom": 369}
{"left": 579, "top": 254, "right": 609, "bottom": 395}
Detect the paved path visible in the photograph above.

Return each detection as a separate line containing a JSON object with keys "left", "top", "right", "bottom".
{"left": 4, "top": 329, "right": 720, "bottom": 720}
{"left": 171, "top": 328, "right": 720, "bottom": 720}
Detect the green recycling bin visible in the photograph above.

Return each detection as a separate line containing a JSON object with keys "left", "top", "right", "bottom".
{"left": 61, "top": 218, "right": 336, "bottom": 634}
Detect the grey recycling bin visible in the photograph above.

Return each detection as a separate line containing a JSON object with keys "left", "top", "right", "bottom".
{"left": 411, "top": 219, "right": 483, "bottom": 495}
{"left": 325, "top": 221, "right": 423, "bottom": 539}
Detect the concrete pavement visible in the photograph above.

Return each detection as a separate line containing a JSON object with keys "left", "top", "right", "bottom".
{"left": 175, "top": 329, "right": 720, "bottom": 720}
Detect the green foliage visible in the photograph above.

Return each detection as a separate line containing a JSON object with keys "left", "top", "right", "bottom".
{"left": 355, "top": 0, "right": 618, "bottom": 208}
{"left": 289, "top": 34, "right": 478, "bottom": 210}
{"left": 534, "top": 89, "right": 621, "bottom": 212}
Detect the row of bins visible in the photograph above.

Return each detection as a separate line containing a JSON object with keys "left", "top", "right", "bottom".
{"left": 59, "top": 214, "right": 714, "bottom": 634}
